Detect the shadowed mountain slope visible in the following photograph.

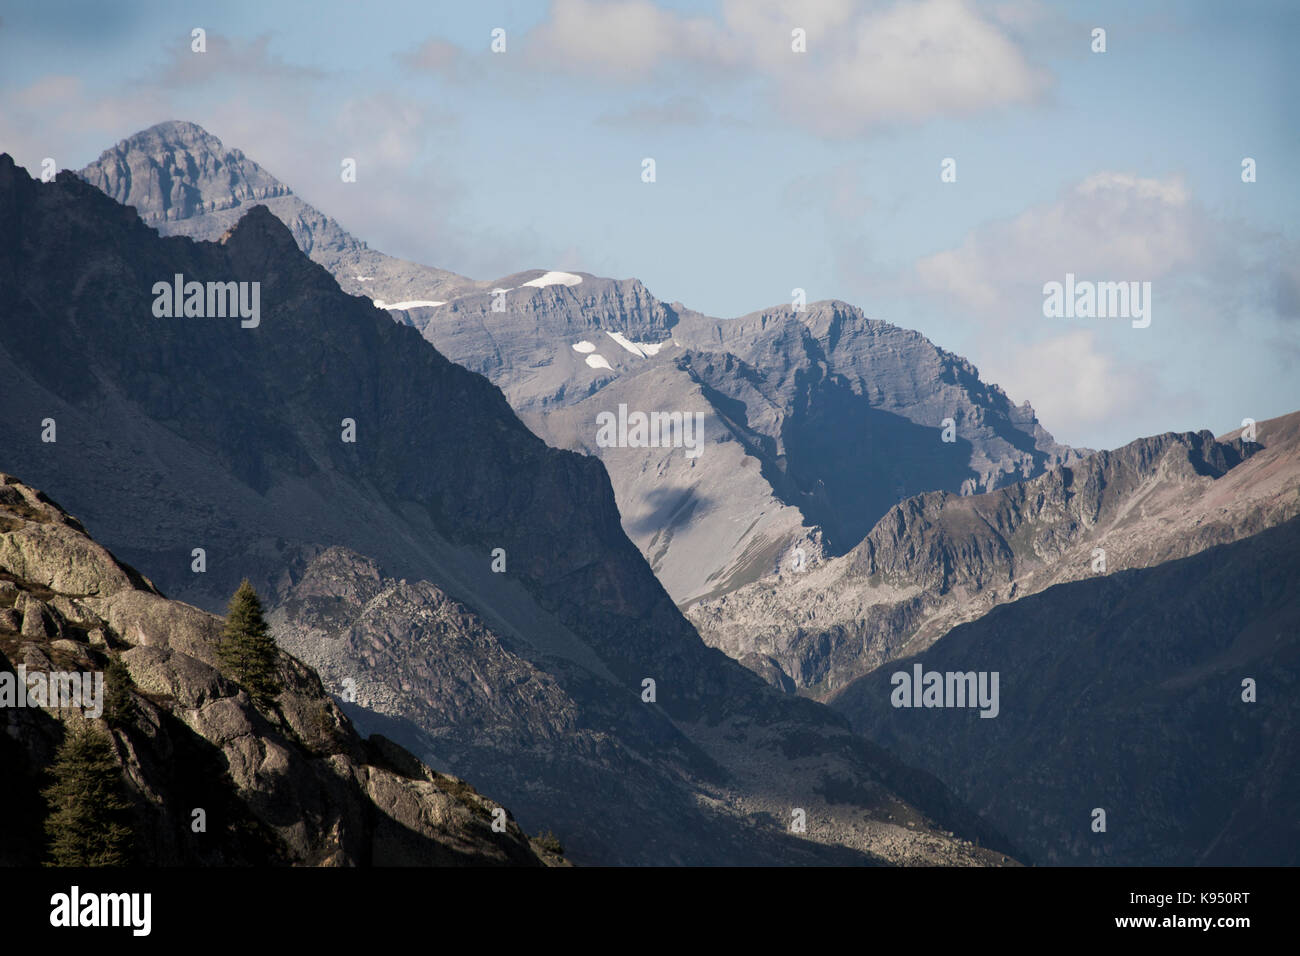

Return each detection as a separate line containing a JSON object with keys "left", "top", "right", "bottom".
{"left": 830, "top": 516, "right": 1300, "bottom": 865}
{"left": 689, "top": 413, "right": 1298, "bottom": 696}
{"left": 2, "top": 154, "right": 1014, "bottom": 866}
{"left": 79, "top": 121, "right": 1082, "bottom": 606}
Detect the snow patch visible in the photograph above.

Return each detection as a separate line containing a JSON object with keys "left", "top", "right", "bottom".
{"left": 606, "top": 330, "right": 667, "bottom": 358}
{"left": 585, "top": 353, "right": 613, "bottom": 371}
{"left": 374, "top": 299, "right": 445, "bottom": 310}
{"left": 522, "top": 271, "right": 582, "bottom": 288}
{"left": 571, "top": 341, "right": 597, "bottom": 354}
{"left": 354, "top": 275, "right": 374, "bottom": 281}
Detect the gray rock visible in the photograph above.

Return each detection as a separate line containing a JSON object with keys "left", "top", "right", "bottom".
{"left": 20, "top": 598, "right": 59, "bottom": 640}
{"left": 689, "top": 420, "right": 1293, "bottom": 697}
{"left": 0, "top": 471, "right": 559, "bottom": 867}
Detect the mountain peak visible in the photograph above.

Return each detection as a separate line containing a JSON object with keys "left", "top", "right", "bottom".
{"left": 220, "top": 202, "right": 300, "bottom": 253}
{"left": 123, "top": 119, "right": 226, "bottom": 150}
{"left": 79, "top": 120, "right": 292, "bottom": 226}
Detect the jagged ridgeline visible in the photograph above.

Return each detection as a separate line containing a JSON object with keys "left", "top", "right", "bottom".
{"left": 824, "top": 415, "right": 1300, "bottom": 866}
{"left": 79, "top": 121, "right": 1083, "bottom": 607}
{"left": 690, "top": 420, "right": 1300, "bottom": 697}
{"left": 0, "top": 155, "right": 1017, "bottom": 866}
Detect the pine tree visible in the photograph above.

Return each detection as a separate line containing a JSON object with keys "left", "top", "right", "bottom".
{"left": 218, "top": 579, "right": 282, "bottom": 705}
{"left": 103, "top": 656, "right": 136, "bottom": 727}
{"left": 42, "top": 722, "right": 135, "bottom": 866}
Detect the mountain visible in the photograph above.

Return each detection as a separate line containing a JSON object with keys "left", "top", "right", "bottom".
{"left": 710, "top": 411, "right": 1300, "bottom": 865}
{"left": 78, "top": 119, "right": 482, "bottom": 305}
{"left": 0, "top": 472, "right": 560, "bottom": 866}
{"left": 688, "top": 414, "right": 1299, "bottom": 697}
{"left": 832, "top": 515, "right": 1300, "bottom": 866}
{"left": 0, "top": 153, "right": 1015, "bottom": 865}
{"left": 78, "top": 121, "right": 1083, "bottom": 606}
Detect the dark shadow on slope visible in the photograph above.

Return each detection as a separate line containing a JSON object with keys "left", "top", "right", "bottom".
{"left": 682, "top": 349, "right": 982, "bottom": 554}
{"left": 337, "top": 697, "right": 886, "bottom": 866}
{"left": 622, "top": 484, "right": 710, "bottom": 540}
{"left": 777, "top": 377, "right": 978, "bottom": 552}
{"left": 832, "top": 517, "right": 1300, "bottom": 866}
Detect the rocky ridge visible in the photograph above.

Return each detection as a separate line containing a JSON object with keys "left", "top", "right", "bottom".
{"left": 78, "top": 121, "right": 1082, "bottom": 606}
{"left": 0, "top": 473, "right": 561, "bottom": 866}
{"left": 689, "top": 414, "right": 1299, "bottom": 696}
{"left": 831, "top": 513, "right": 1300, "bottom": 865}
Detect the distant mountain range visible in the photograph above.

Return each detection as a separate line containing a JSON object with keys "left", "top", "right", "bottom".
{"left": 0, "top": 152, "right": 1014, "bottom": 865}
{"left": 2, "top": 117, "right": 1292, "bottom": 867}
{"left": 699, "top": 410, "right": 1300, "bottom": 863}
{"left": 829, "top": 414, "right": 1300, "bottom": 864}
{"left": 80, "top": 121, "right": 1083, "bottom": 607}
{"left": 690, "top": 419, "right": 1298, "bottom": 695}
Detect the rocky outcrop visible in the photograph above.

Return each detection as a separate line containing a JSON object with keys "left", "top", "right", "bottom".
{"left": 268, "top": 545, "right": 1017, "bottom": 866}
{"left": 80, "top": 120, "right": 293, "bottom": 223}
{"left": 689, "top": 414, "right": 1298, "bottom": 696}
{"left": 0, "top": 474, "right": 561, "bottom": 866}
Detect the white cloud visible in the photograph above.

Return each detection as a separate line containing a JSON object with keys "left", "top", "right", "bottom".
{"left": 528, "top": 0, "right": 730, "bottom": 79}
{"left": 973, "top": 329, "right": 1148, "bottom": 443}
{"left": 915, "top": 172, "right": 1207, "bottom": 317}
{"left": 0, "top": 74, "right": 169, "bottom": 173}
{"left": 912, "top": 170, "right": 1300, "bottom": 447}
{"left": 156, "top": 34, "right": 327, "bottom": 86}
{"left": 398, "top": 37, "right": 466, "bottom": 79}
{"left": 728, "top": 0, "right": 1049, "bottom": 133}
{"left": 523, "top": 0, "right": 1049, "bottom": 133}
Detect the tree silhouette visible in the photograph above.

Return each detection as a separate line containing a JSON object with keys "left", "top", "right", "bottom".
{"left": 42, "top": 722, "right": 134, "bottom": 866}
{"left": 218, "top": 579, "right": 282, "bottom": 705}
{"left": 103, "top": 656, "right": 136, "bottom": 727}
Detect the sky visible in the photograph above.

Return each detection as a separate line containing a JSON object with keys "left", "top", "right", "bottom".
{"left": 2, "top": 0, "right": 1297, "bottom": 450}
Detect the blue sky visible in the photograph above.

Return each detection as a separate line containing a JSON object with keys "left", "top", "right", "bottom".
{"left": 2, "top": 0, "right": 1297, "bottom": 449}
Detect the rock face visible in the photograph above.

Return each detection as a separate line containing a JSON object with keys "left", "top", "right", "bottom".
{"left": 831, "top": 515, "right": 1300, "bottom": 866}
{"left": 79, "top": 120, "right": 482, "bottom": 305}
{"left": 685, "top": 412, "right": 1300, "bottom": 865}
{"left": 78, "top": 122, "right": 1081, "bottom": 606}
{"left": 0, "top": 154, "right": 1016, "bottom": 866}
{"left": 268, "top": 545, "right": 1023, "bottom": 865}
{"left": 0, "top": 474, "right": 561, "bottom": 867}
{"left": 688, "top": 415, "right": 1299, "bottom": 697}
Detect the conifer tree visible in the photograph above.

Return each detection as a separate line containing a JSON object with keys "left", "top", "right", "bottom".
{"left": 103, "top": 655, "right": 136, "bottom": 727}
{"left": 218, "top": 579, "right": 282, "bottom": 704}
{"left": 42, "top": 722, "right": 134, "bottom": 866}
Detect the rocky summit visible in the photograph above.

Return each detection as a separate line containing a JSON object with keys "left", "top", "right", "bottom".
{"left": 689, "top": 414, "right": 1299, "bottom": 699}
